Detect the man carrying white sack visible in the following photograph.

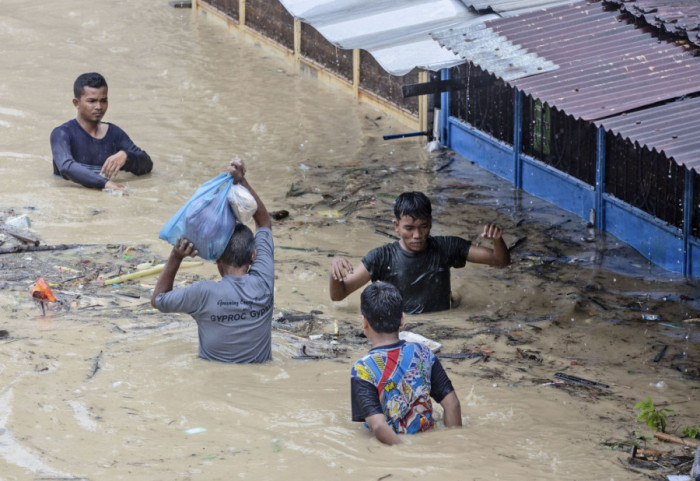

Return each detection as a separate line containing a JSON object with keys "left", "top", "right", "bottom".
{"left": 151, "top": 158, "right": 274, "bottom": 363}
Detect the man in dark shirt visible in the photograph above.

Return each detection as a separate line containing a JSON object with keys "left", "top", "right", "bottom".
{"left": 330, "top": 191, "right": 510, "bottom": 314}
{"left": 50, "top": 72, "right": 152, "bottom": 190}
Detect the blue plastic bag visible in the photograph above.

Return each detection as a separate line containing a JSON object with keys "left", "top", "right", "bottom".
{"left": 159, "top": 173, "right": 236, "bottom": 261}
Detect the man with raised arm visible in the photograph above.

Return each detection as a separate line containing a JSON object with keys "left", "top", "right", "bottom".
{"left": 330, "top": 191, "right": 510, "bottom": 314}
{"left": 151, "top": 158, "right": 274, "bottom": 363}
{"left": 50, "top": 72, "right": 152, "bottom": 191}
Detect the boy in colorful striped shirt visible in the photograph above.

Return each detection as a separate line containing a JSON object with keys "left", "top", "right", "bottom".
{"left": 350, "top": 282, "right": 462, "bottom": 445}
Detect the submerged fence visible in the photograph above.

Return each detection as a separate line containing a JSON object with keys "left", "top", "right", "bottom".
{"left": 195, "top": 0, "right": 422, "bottom": 127}
{"left": 445, "top": 63, "right": 699, "bottom": 277}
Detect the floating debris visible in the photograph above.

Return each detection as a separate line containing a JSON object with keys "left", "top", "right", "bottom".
{"left": 30, "top": 278, "right": 56, "bottom": 302}
{"left": 554, "top": 372, "right": 609, "bottom": 389}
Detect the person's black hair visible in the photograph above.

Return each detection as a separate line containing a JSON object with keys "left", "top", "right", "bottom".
{"left": 73, "top": 72, "right": 107, "bottom": 99}
{"left": 218, "top": 223, "right": 255, "bottom": 267}
{"left": 393, "top": 191, "right": 432, "bottom": 221}
{"left": 360, "top": 282, "right": 404, "bottom": 333}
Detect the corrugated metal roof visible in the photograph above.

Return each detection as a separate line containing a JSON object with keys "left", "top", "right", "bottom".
{"left": 435, "top": 19, "right": 560, "bottom": 81}
{"left": 434, "top": 1, "right": 700, "bottom": 169}
{"left": 507, "top": 5, "right": 700, "bottom": 120}
{"left": 606, "top": 0, "right": 700, "bottom": 47}
{"left": 460, "top": 0, "right": 576, "bottom": 14}
{"left": 277, "top": 0, "right": 699, "bottom": 169}
{"left": 278, "top": 0, "right": 574, "bottom": 75}
{"left": 279, "top": 0, "right": 476, "bottom": 75}
{"left": 596, "top": 97, "right": 700, "bottom": 170}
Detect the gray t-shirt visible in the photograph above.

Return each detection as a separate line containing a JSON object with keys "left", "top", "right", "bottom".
{"left": 361, "top": 236, "right": 470, "bottom": 314}
{"left": 155, "top": 227, "right": 274, "bottom": 363}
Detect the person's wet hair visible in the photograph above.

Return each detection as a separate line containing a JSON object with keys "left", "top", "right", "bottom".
{"left": 361, "top": 282, "right": 404, "bottom": 333}
{"left": 219, "top": 223, "right": 255, "bottom": 267}
{"left": 393, "top": 191, "right": 432, "bottom": 221}
{"left": 73, "top": 72, "right": 107, "bottom": 99}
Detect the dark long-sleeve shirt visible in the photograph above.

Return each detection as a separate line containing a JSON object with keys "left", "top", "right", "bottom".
{"left": 50, "top": 119, "right": 153, "bottom": 189}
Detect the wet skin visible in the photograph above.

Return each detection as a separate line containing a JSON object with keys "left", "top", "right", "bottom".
{"left": 74, "top": 86, "right": 108, "bottom": 126}
{"left": 394, "top": 215, "right": 432, "bottom": 254}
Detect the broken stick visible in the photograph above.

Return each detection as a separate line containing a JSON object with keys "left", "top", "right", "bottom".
{"left": 654, "top": 432, "right": 700, "bottom": 448}
{"left": 0, "top": 244, "right": 88, "bottom": 255}
{"left": 102, "top": 261, "right": 202, "bottom": 286}
{"left": 5, "top": 228, "right": 40, "bottom": 246}
{"left": 87, "top": 350, "right": 103, "bottom": 380}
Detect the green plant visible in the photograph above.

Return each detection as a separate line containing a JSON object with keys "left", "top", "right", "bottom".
{"left": 634, "top": 397, "right": 673, "bottom": 432}
{"left": 681, "top": 424, "right": 699, "bottom": 439}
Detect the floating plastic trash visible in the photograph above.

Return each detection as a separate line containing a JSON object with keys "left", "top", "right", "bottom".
{"left": 5, "top": 214, "right": 31, "bottom": 229}
{"left": 318, "top": 210, "right": 340, "bottom": 218}
{"left": 185, "top": 427, "right": 207, "bottom": 434}
{"left": 399, "top": 331, "right": 442, "bottom": 352}
{"left": 30, "top": 278, "right": 56, "bottom": 302}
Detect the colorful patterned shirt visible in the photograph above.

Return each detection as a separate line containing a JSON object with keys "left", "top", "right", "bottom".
{"left": 350, "top": 340, "right": 454, "bottom": 434}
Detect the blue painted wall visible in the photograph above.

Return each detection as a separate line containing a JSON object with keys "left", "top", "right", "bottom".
{"left": 446, "top": 116, "right": 699, "bottom": 278}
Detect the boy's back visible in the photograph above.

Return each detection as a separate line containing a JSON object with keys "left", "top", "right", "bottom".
{"left": 350, "top": 282, "right": 461, "bottom": 445}
{"left": 351, "top": 340, "right": 455, "bottom": 434}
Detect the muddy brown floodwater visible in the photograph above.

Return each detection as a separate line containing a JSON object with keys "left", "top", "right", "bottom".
{"left": 1, "top": 1, "right": 699, "bottom": 480}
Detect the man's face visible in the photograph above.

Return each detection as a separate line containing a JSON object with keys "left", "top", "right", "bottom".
{"left": 394, "top": 215, "right": 431, "bottom": 253}
{"left": 74, "top": 86, "right": 108, "bottom": 123}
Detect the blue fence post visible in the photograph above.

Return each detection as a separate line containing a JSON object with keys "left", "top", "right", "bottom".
{"left": 683, "top": 168, "right": 693, "bottom": 276}
{"left": 513, "top": 89, "right": 523, "bottom": 188}
{"left": 440, "top": 69, "right": 451, "bottom": 146}
{"left": 595, "top": 126, "right": 606, "bottom": 231}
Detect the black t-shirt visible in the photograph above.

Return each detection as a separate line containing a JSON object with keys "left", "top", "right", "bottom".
{"left": 361, "top": 236, "right": 471, "bottom": 314}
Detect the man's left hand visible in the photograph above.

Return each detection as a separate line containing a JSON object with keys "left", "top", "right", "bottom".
{"left": 101, "top": 151, "right": 128, "bottom": 179}
{"left": 481, "top": 223, "right": 503, "bottom": 240}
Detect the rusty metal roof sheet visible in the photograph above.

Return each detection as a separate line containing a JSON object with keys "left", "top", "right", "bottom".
{"left": 605, "top": 0, "right": 700, "bottom": 47}
{"left": 595, "top": 97, "right": 700, "bottom": 171}
{"left": 277, "top": 0, "right": 575, "bottom": 76}
{"left": 501, "top": 2, "right": 700, "bottom": 121}
{"left": 435, "top": 1, "right": 700, "bottom": 121}
{"left": 435, "top": 19, "right": 560, "bottom": 81}
{"left": 434, "top": 0, "right": 700, "bottom": 169}
{"left": 460, "top": 0, "right": 577, "bottom": 14}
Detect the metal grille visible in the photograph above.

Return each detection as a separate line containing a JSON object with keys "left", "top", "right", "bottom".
{"left": 204, "top": 0, "right": 239, "bottom": 21}
{"left": 358, "top": 51, "right": 419, "bottom": 115}
{"left": 522, "top": 98, "right": 597, "bottom": 186}
{"left": 245, "top": 0, "right": 294, "bottom": 50}
{"left": 449, "top": 63, "right": 513, "bottom": 145}
{"left": 300, "top": 23, "right": 353, "bottom": 81}
{"left": 449, "top": 64, "right": 468, "bottom": 122}
{"left": 606, "top": 134, "right": 685, "bottom": 229}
